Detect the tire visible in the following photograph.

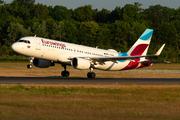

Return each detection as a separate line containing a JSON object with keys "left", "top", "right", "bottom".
{"left": 87, "top": 72, "right": 91, "bottom": 78}
{"left": 64, "top": 71, "right": 70, "bottom": 77}
{"left": 91, "top": 72, "right": 96, "bottom": 78}
{"left": 27, "top": 64, "right": 32, "bottom": 69}
{"left": 61, "top": 71, "right": 70, "bottom": 77}
{"left": 87, "top": 72, "right": 96, "bottom": 78}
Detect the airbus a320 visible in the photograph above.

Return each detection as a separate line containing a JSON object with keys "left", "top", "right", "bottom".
{"left": 11, "top": 29, "right": 165, "bottom": 78}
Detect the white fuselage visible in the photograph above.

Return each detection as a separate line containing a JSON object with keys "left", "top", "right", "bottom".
{"left": 12, "top": 37, "right": 148, "bottom": 71}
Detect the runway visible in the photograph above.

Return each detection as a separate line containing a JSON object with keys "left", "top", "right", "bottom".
{"left": 0, "top": 77, "right": 180, "bottom": 85}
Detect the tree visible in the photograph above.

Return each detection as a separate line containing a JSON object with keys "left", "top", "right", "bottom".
{"left": 10, "top": 0, "right": 34, "bottom": 20}
{"left": 143, "top": 5, "right": 175, "bottom": 27}
{"left": 10, "top": 0, "right": 35, "bottom": 7}
{"left": 0, "top": 5, "right": 11, "bottom": 27}
{"left": 33, "top": 3, "right": 49, "bottom": 20}
{"left": 51, "top": 5, "right": 72, "bottom": 21}
{"left": 78, "top": 21, "right": 99, "bottom": 46}
{"left": 6, "top": 22, "right": 31, "bottom": 46}
{"left": 96, "top": 23, "right": 111, "bottom": 49}
{"left": 0, "top": 26, "right": 2, "bottom": 43}
{"left": 46, "top": 18, "right": 56, "bottom": 38}
{"left": 174, "top": 7, "right": 180, "bottom": 21}
{"left": 51, "top": 21, "right": 65, "bottom": 41}
{"left": 63, "top": 20, "right": 78, "bottom": 43}
{"left": 121, "top": 2, "right": 143, "bottom": 22}
{"left": 111, "top": 21, "right": 130, "bottom": 51}
{"left": 110, "top": 6, "right": 122, "bottom": 22}
{"left": 0, "top": 1, "right": 179, "bottom": 61}
{"left": 95, "top": 8, "right": 110, "bottom": 23}
{"left": 73, "top": 5, "right": 94, "bottom": 22}
{"left": 156, "top": 22, "right": 178, "bottom": 46}
{"left": 0, "top": 0, "right": 4, "bottom": 5}
{"left": 162, "top": 7, "right": 175, "bottom": 22}
{"left": 32, "top": 21, "right": 48, "bottom": 38}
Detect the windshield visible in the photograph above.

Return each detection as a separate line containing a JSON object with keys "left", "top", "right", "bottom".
{"left": 18, "top": 40, "right": 30, "bottom": 44}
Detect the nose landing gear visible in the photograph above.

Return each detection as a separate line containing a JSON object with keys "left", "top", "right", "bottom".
{"left": 27, "top": 57, "right": 34, "bottom": 69}
{"left": 27, "top": 64, "right": 33, "bottom": 69}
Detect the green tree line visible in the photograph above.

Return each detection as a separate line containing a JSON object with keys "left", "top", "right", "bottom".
{"left": 0, "top": 0, "right": 180, "bottom": 62}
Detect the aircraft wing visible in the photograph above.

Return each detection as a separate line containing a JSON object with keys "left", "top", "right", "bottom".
{"left": 86, "top": 44, "right": 165, "bottom": 62}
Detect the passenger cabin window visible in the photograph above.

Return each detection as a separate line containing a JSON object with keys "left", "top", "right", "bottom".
{"left": 18, "top": 40, "right": 30, "bottom": 44}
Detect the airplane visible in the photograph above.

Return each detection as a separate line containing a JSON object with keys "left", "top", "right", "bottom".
{"left": 11, "top": 28, "right": 165, "bottom": 78}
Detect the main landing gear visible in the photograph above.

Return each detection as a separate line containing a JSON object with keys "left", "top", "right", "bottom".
{"left": 61, "top": 65, "right": 96, "bottom": 78}
{"left": 27, "top": 57, "right": 33, "bottom": 69}
{"left": 61, "top": 64, "right": 70, "bottom": 77}
{"left": 87, "top": 68, "right": 96, "bottom": 78}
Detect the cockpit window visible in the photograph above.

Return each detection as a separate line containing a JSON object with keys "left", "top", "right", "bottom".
{"left": 18, "top": 40, "right": 30, "bottom": 44}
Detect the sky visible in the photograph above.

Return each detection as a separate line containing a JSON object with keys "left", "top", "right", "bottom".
{"left": 3, "top": 0, "right": 180, "bottom": 10}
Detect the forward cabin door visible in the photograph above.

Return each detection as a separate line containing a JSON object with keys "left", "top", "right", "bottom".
{"left": 36, "top": 38, "right": 41, "bottom": 50}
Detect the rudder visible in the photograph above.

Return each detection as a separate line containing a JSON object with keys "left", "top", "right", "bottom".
{"left": 127, "top": 29, "right": 154, "bottom": 56}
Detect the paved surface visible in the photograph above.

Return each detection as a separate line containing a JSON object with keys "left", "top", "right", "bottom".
{"left": 0, "top": 77, "right": 180, "bottom": 85}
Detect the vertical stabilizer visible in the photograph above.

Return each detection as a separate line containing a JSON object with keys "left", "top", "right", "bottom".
{"left": 127, "top": 29, "right": 154, "bottom": 56}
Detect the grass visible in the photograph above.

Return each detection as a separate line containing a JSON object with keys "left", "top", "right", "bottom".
{"left": 0, "top": 63, "right": 180, "bottom": 119}
{"left": 0, "top": 62, "right": 180, "bottom": 78}
{"left": 0, "top": 56, "right": 29, "bottom": 62}
{"left": 0, "top": 85, "right": 180, "bottom": 120}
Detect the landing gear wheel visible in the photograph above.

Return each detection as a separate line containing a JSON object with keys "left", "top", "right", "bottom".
{"left": 61, "top": 64, "right": 70, "bottom": 77}
{"left": 27, "top": 64, "right": 32, "bottom": 69}
{"left": 61, "top": 71, "right": 70, "bottom": 77}
{"left": 27, "top": 57, "right": 34, "bottom": 69}
{"left": 87, "top": 72, "right": 96, "bottom": 78}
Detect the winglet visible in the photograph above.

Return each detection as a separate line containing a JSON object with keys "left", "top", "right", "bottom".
{"left": 155, "top": 44, "right": 165, "bottom": 56}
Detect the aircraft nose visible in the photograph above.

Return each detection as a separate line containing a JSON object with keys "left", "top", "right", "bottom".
{"left": 11, "top": 43, "right": 17, "bottom": 52}
{"left": 11, "top": 43, "right": 22, "bottom": 52}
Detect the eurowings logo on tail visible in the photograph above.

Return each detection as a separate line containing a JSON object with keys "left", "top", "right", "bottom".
{"left": 118, "top": 29, "right": 154, "bottom": 69}
{"left": 118, "top": 29, "right": 153, "bottom": 58}
{"left": 128, "top": 29, "right": 153, "bottom": 56}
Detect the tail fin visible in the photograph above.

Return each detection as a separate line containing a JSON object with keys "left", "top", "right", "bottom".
{"left": 127, "top": 29, "right": 154, "bottom": 56}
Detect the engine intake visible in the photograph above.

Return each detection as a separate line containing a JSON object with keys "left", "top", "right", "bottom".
{"left": 33, "top": 58, "right": 53, "bottom": 68}
{"left": 72, "top": 58, "right": 90, "bottom": 70}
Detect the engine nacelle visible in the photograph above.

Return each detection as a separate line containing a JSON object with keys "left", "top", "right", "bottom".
{"left": 71, "top": 58, "right": 91, "bottom": 70}
{"left": 33, "top": 58, "right": 52, "bottom": 68}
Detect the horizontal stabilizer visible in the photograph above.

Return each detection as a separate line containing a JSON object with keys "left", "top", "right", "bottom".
{"left": 155, "top": 44, "right": 165, "bottom": 56}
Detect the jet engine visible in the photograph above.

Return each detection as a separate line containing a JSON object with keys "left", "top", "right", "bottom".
{"left": 33, "top": 58, "right": 54, "bottom": 68}
{"left": 71, "top": 58, "right": 91, "bottom": 70}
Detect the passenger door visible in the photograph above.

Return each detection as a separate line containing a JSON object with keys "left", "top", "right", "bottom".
{"left": 36, "top": 38, "right": 41, "bottom": 50}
